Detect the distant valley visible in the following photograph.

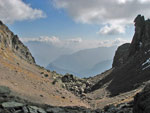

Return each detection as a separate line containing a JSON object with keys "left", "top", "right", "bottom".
{"left": 24, "top": 41, "right": 117, "bottom": 77}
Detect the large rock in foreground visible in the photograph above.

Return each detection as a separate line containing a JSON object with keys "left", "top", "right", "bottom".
{"left": 133, "top": 83, "right": 150, "bottom": 113}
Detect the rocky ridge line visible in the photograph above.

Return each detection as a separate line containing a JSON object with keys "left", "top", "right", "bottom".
{"left": 0, "top": 21, "right": 35, "bottom": 64}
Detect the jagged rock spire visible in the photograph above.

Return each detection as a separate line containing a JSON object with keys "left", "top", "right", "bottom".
{"left": 128, "top": 15, "right": 145, "bottom": 56}
{"left": 113, "top": 15, "right": 150, "bottom": 67}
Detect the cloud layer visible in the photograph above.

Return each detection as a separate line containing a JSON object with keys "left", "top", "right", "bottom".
{"left": 21, "top": 36, "right": 129, "bottom": 51}
{"left": 53, "top": 0, "right": 150, "bottom": 35}
{"left": 0, "top": 0, "right": 45, "bottom": 23}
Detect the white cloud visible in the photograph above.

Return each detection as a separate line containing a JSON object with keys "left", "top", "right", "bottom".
{"left": 68, "top": 38, "right": 82, "bottom": 43}
{"left": 38, "top": 36, "right": 60, "bottom": 44}
{"left": 117, "top": 0, "right": 133, "bottom": 4}
{"left": 21, "top": 36, "right": 60, "bottom": 44}
{"left": 98, "top": 24, "right": 125, "bottom": 35}
{"left": 21, "top": 36, "right": 82, "bottom": 48}
{"left": 139, "top": 0, "right": 150, "bottom": 3}
{"left": 53, "top": 0, "right": 150, "bottom": 35}
{"left": 0, "top": 0, "right": 45, "bottom": 23}
{"left": 21, "top": 36, "right": 130, "bottom": 51}
{"left": 97, "top": 38, "right": 130, "bottom": 47}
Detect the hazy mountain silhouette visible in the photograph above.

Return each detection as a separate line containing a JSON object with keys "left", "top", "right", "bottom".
{"left": 47, "top": 47, "right": 117, "bottom": 77}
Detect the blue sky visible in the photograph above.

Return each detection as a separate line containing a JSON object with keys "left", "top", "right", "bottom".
{"left": 1, "top": 0, "right": 150, "bottom": 48}
{"left": 8, "top": 0, "right": 101, "bottom": 39}
{"left": 3, "top": 0, "right": 136, "bottom": 42}
{"left": 2, "top": 0, "right": 150, "bottom": 68}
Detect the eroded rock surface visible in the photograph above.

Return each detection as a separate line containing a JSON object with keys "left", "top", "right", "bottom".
{"left": 133, "top": 83, "right": 150, "bottom": 113}
{"left": 112, "top": 43, "right": 130, "bottom": 67}
{"left": 90, "top": 15, "right": 150, "bottom": 96}
{"left": 0, "top": 21, "right": 35, "bottom": 64}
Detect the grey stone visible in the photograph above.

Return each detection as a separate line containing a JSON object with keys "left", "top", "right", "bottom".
{"left": 46, "top": 107, "right": 64, "bottom": 113}
{"left": 22, "top": 106, "right": 29, "bottom": 113}
{"left": 2, "top": 102, "right": 24, "bottom": 108}
{"left": 28, "top": 106, "right": 46, "bottom": 113}
{"left": 0, "top": 86, "right": 11, "bottom": 95}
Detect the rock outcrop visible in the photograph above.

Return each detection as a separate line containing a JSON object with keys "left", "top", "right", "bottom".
{"left": 90, "top": 15, "right": 150, "bottom": 96}
{"left": 129, "top": 15, "right": 146, "bottom": 56}
{"left": 133, "top": 83, "right": 150, "bottom": 113}
{"left": 112, "top": 43, "right": 130, "bottom": 67}
{"left": 0, "top": 21, "right": 35, "bottom": 64}
{"left": 52, "top": 73, "right": 93, "bottom": 97}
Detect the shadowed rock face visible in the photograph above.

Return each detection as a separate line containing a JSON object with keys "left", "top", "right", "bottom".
{"left": 112, "top": 43, "right": 130, "bottom": 67}
{"left": 113, "top": 15, "right": 150, "bottom": 68}
{"left": 129, "top": 15, "right": 149, "bottom": 57}
{"left": 0, "top": 21, "right": 35, "bottom": 64}
{"left": 91, "top": 15, "right": 150, "bottom": 96}
{"left": 133, "top": 83, "right": 150, "bottom": 113}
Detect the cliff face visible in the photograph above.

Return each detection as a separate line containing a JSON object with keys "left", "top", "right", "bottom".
{"left": 91, "top": 15, "right": 150, "bottom": 96}
{"left": 0, "top": 21, "right": 35, "bottom": 64}
{"left": 113, "top": 15, "right": 150, "bottom": 68}
{"left": 112, "top": 43, "right": 130, "bottom": 67}
{"left": 128, "top": 15, "right": 150, "bottom": 57}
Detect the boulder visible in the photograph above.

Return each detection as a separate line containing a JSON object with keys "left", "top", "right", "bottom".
{"left": 46, "top": 107, "right": 65, "bottom": 113}
{"left": 28, "top": 106, "right": 46, "bottom": 113}
{"left": 2, "top": 101, "right": 24, "bottom": 108}
{"left": 0, "top": 86, "right": 11, "bottom": 95}
{"left": 61, "top": 74, "right": 75, "bottom": 82}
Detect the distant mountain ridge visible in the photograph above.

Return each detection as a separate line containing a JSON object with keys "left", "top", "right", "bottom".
{"left": 47, "top": 63, "right": 79, "bottom": 75}
{"left": 24, "top": 41, "right": 72, "bottom": 67}
{"left": 79, "top": 59, "right": 113, "bottom": 76}
{"left": 47, "top": 46, "right": 117, "bottom": 77}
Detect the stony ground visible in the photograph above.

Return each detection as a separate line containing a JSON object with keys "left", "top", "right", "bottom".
{"left": 0, "top": 47, "right": 90, "bottom": 108}
{"left": 0, "top": 86, "right": 133, "bottom": 113}
{"left": 0, "top": 46, "right": 145, "bottom": 110}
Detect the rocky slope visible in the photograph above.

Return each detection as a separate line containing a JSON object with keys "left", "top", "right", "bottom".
{"left": 53, "top": 14, "right": 150, "bottom": 109}
{"left": 1, "top": 14, "right": 150, "bottom": 113}
{"left": 133, "top": 83, "right": 150, "bottom": 113}
{"left": 0, "top": 21, "right": 35, "bottom": 64}
{"left": 0, "top": 86, "right": 133, "bottom": 113}
{"left": 89, "top": 15, "right": 150, "bottom": 97}
{"left": 0, "top": 20, "right": 89, "bottom": 108}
